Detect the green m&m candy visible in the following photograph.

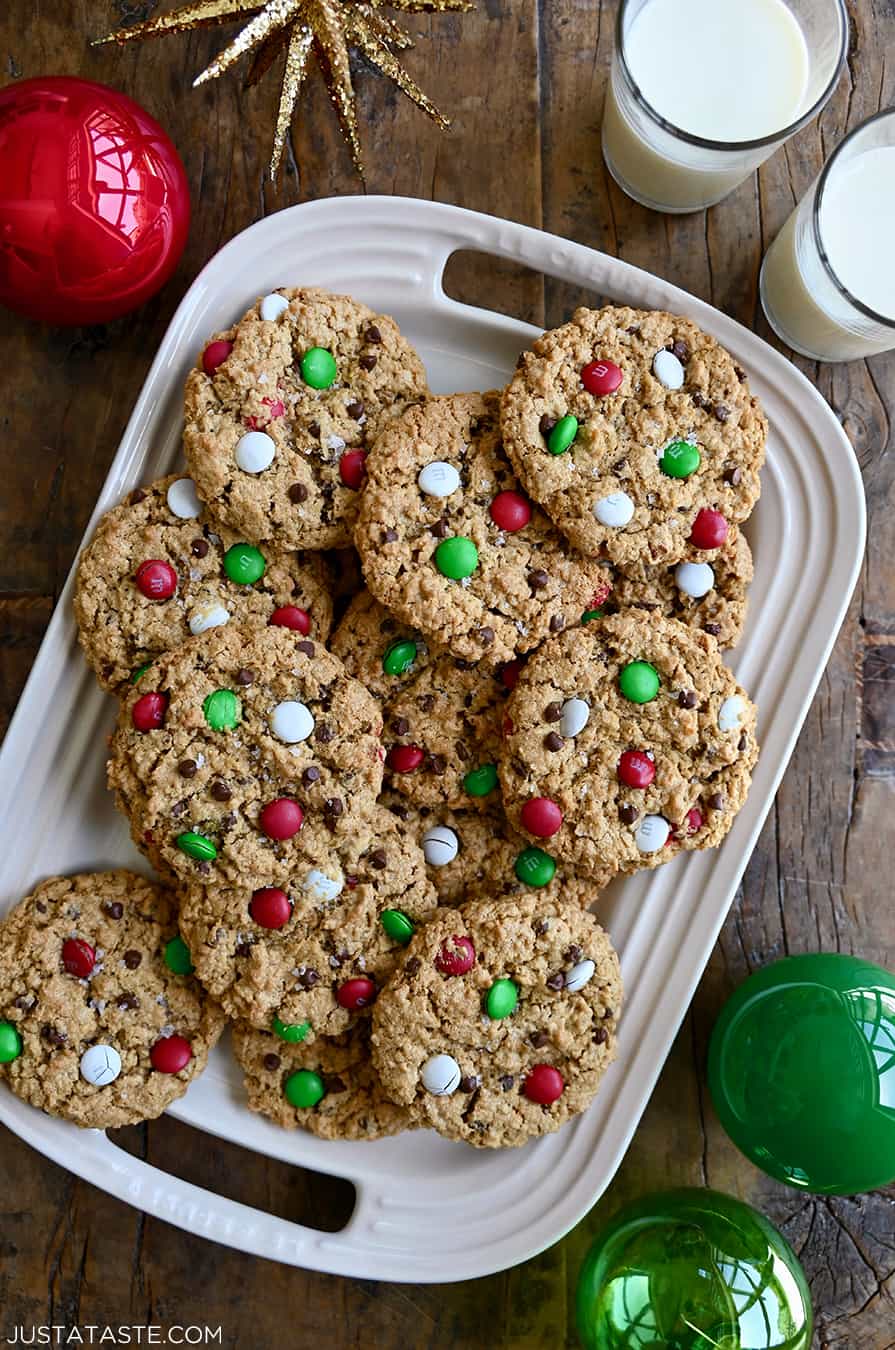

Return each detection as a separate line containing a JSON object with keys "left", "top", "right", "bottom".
{"left": 163, "top": 935, "right": 194, "bottom": 976}
{"left": 382, "top": 639, "right": 417, "bottom": 677}
{"left": 0, "top": 1021, "right": 22, "bottom": 1063}
{"left": 223, "top": 542, "right": 266, "bottom": 585}
{"left": 547, "top": 414, "right": 578, "bottom": 456}
{"left": 273, "top": 1016, "right": 312, "bottom": 1044}
{"left": 619, "top": 660, "right": 660, "bottom": 704}
{"left": 464, "top": 763, "right": 498, "bottom": 797}
{"left": 176, "top": 831, "right": 217, "bottom": 862}
{"left": 131, "top": 661, "right": 153, "bottom": 684}
{"left": 300, "top": 347, "right": 337, "bottom": 390}
{"left": 581, "top": 608, "right": 605, "bottom": 624}
{"left": 514, "top": 847, "right": 556, "bottom": 888}
{"left": 435, "top": 536, "right": 478, "bottom": 580}
{"left": 284, "top": 1068, "right": 326, "bottom": 1108}
{"left": 486, "top": 978, "right": 519, "bottom": 1020}
{"left": 203, "top": 688, "right": 241, "bottom": 731}
{"left": 659, "top": 439, "right": 701, "bottom": 479}
{"left": 380, "top": 909, "right": 415, "bottom": 945}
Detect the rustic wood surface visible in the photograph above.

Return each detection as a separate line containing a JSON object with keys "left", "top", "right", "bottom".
{"left": 1, "top": 1, "right": 893, "bottom": 1345}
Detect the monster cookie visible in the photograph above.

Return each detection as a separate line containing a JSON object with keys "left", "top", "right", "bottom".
{"left": 610, "top": 529, "right": 753, "bottom": 649}
{"left": 371, "top": 893, "right": 622, "bottom": 1147}
{"left": 0, "top": 872, "right": 224, "bottom": 1128}
{"left": 354, "top": 391, "right": 608, "bottom": 666}
{"left": 177, "top": 805, "right": 438, "bottom": 1037}
{"left": 500, "top": 307, "right": 766, "bottom": 565}
{"left": 183, "top": 288, "right": 429, "bottom": 551}
{"left": 499, "top": 612, "right": 758, "bottom": 879}
{"left": 74, "top": 474, "right": 334, "bottom": 693}
{"left": 331, "top": 592, "right": 506, "bottom": 811}
{"left": 107, "top": 624, "right": 383, "bottom": 889}
{"left": 232, "top": 1020, "right": 413, "bottom": 1139}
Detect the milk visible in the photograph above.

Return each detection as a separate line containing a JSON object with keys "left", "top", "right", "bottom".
{"left": 603, "top": 0, "right": 811, "bottom": 212}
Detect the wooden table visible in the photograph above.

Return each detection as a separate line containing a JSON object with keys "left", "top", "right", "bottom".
{"left": 1, "top": 2, "right": 893, "bottom": 1345}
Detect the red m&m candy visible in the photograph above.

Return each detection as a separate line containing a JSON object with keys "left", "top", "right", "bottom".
{"left": 618, "top": 750, "right": 655, "bottom": 789}
{"left": 339, "top": 449, "right": 367, "bottom": 490}
{"left": 524, "top": 1063, "right": 564, "bottom": 1104}
{"left": 685, "top": 807, "right": 704, "bottom": 834}
{"left": 435, "top": 936, "right": 476, "bottom": 976}
{"left": 245, "top": 396, "right": 286, "bottom": 430}
{"left": 690, "top": 508, "right": 728, "bottom": 550}
{"left": 520, "top": 797, "right": 563, "bottom": 838}
{"left": 500, "top": 660, "right": 523, "bottom": 691}
{"left": 592, "top": 576, "right": 613, "bottom": 609}
{"left": 62, "top": 938, "right": 95, "bottom": 979}
{"left": 202, "top": 340, "right": 233, "bottom": 375}
{"left": 336, "top": 977, "right": 376, "bottom": 1010}
{"left": 387, "top": 745, "right": 425, "bottom": 774}
{"left": 150, "top": 1034, "right": 193, "bottom": 1074}
{"left": 490, "top": 491, "right": 532, "bottom": 533}
{"left": 269, "top": 605, "right": 311, "bottom": 634}
{"left": 132, "top": 691, "right": 168, "bottom": 732}
{"left": 259, "top": 798, "right": 304, "bottom": 840}
{"left": 249, "top": 887, "right": 293, "bottom": 929}
{"left": 581, "top": 360, "right": 623, "bottom": 397}
{"left": 135, "top": 559, "right": 177, "bottom": 601}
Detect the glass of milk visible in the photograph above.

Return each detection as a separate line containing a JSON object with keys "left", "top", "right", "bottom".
{"left": 603, "top": 0, "right": 849, "bottom": 213}
{"left": 760, "top": 109, "right": 895, "bottom": 361}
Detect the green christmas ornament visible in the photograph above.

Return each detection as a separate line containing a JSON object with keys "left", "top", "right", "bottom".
{"left": 223, "top": 542, "right": 266, "bottom": 585}
{"left": 284, "top": 1068, "right": 325, "bottom": 1108}
{"left": 660, "top": 439, "right": 701, "bottom": 479}
{"left": 203, "top": 688, "right": 241, "bottom": 731}
{"left": 464, "top": 763, "right": 498, "bottom": 797}
{"left": 273, "top": 1016, "right": 312, "bottom": 1044}
{"left": 709, "top": 953, "right": 895, "bottom": 1195}
{"left": 547, "top": 414, "right": 578, "bottom": 456}
{"left": 435, "top": 535, "right": 478, "bottom": 580}
{"left": 382, "top": 639, "right": 418, "bottom": 677}
{"left": 486, "top": 978, "right": 518, "bottom": 1020}
{"left": 0, "top": 1020, "right": 22, "bottom": 1063}
{"left": 619, "top": 660, "right": 660, "bottom": 704}
{"left": 576, "top": 1188, "right": 813, "bottom": 1350}
{"left": 380, "top": 909, "right": 414, "bottom": 945}
{"left": 131, "top": 661, "right": 153, "bottom": 683}
{"left": 300, "top": 347, "right": 337, "bottom": 389}
{"left": 163, "top": 935, "right": 194, "bottom": 976}
{"left": 514, "top": 847, "right": 556, "bottom": 888}
{"left": 176, "top": 830, "right": 217, "bottom": 862}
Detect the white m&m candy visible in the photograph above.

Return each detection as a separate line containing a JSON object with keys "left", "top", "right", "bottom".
{"left": 652, "top": 349, "right": 685, "bottom": 390}
{"left": 80, "top": 1043, "right": 122, "bottom": 1087}
{"left": 260, "top": 292, "right": 290, "bottom": 321}
{"left": 418, "top": 461, "right": 461, "bottom": 499}
{"left": 675, "top": 562, "right": 715, "bottom": 599}
{"left": 560, "top": 697, "right": 590, "bottom": 739}
{"left": 422, "top": 825, "right": 459, "bottom": 867}
{"left": 594, "top": 491, "right": 635, "bottom": 528}
{"left": 635, "top": 814, "right": 671, "bottom": 853}
{"left": 235, "top": 431, "right": 276, "bottom": 474}
{"left": 564, "top": 959, "right": 596, "bottom": 993}
{"left": 718, "top": 694, "right": 745, "bottom": 733}
{"left": 302, "top": 869, "right": 343, "bottom": 903}
{"left": 166, "top": 478, "right": 202, "bottom": 519}
{"left": 189, "top": 602, "right": 230, "bottom": 636}
{"left": 270, "top": 700, "right": 314, "bottom": 743}
{"left": 421, "top": 1053, "right": 461, "bottom": 1096}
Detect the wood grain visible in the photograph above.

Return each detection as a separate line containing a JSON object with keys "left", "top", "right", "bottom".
{"left": 0, "top": 1, "right": 893, "bottom": 1345}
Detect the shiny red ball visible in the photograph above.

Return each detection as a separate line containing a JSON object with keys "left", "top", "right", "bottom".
{"left": 62, "top": 937, "right": 95, "bottom": 979}
{"left": 490, "top": 490, "right": 532, "bottom": 533}
{"left": 132, "top": 691, "right": 167, "bottom": 732}
{"left": 336, "top": 977, "right": 376, "bottom": 1010}
{"left": 618, "top": 750, "right": 656, "bottom": 789}
{"left": 150, "top": 1034, "right": 193, "bottom": 1074}
{"left": 520, "top": 797, "right": 563, "bottom": 838}
{"left": 434, "top": 935, "right": 476, "bottom": 977}
{"left": 249, "top": 887, "right": 293, "bottom": 930}
{"left": 387, "top": 744, "right": 425, "bottom": 774}
{"left": 202, "top": 340, "right": 233, "bottom": 375}
{"left": 523, "top": 1064, "right": 564, "bottom": 1104}
{"left": 690, "top": 508, "right": 729, "bottom": 550}
{"left": 135, "top": 559, "right": 177, "bottom": 601}
{"left": 581, "top": 360, "right": 623, "bottom": 397}
{"left": 269, "top": 605, "right": 311, "bottom": 634}
{"left": 339, "top": 449, "right": 367, "bottom": 490}
{"left": 258, "top": 798, "right": 304, "bottom": 840}
{"left": 0, "top": 77, "right": 190, "bottom": 326}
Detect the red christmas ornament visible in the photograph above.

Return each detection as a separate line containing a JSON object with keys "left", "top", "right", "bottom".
{"left": 135, "top": 559, "right": 177, "bottom": 601}
{"left": 258, "top": 798, "right": 304, "bottom": 840}
{"left": 490, "top": 490, "right": 532, "bottom": 533}
{"left": 336, "top": 977, "right": 376, "bottom": 1010}
{"left": 249, "top": 887, "right": 293, "bottom": 929}
{"left": 520, "top": 797, "right": 563, "bottom": 838}
{"left": 62, "top": 937, "right": 96, "bottom": 979}
{"left": 690, "top": 508, "right": 728, "bottom": 550}
{"left": 434, "top": 935, "right": 476, "bottom": 977}
{"left": 0, "top": 78, "right": 190, "bottom": 327}
{"left": 132, "top": 691, "right": 167, "bottom": 732}
{"left": 339, "top": 449, "right": 367, "bottom": 490}
{"left": 581, "top": 360, "right": 623, "bottom": 397}
{"left": 618, "top": 750, "right": 656, "bottom": 789}
{"left": 523, "top": 1064, "right": 564, "bottom": 1104}
{"left": 387, "top": 744, "right": 425, "bottom": 774}
{"left": 150, "top": 1034, "right": 193, "bottom": 1074}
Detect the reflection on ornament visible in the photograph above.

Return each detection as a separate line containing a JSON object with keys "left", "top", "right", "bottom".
{"left": 576, "top": 1188, "right": 812, "bottom": 1350}
{"left": 709, "top": 953, "right": 895, "bottom": 1195}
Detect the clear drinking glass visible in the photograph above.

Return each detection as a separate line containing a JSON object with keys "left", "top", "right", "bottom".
{"left": 602, "top": 0, "right": 849, "bottom": 213}
{"left": 760, "top": 108, "right": 895, "bottom": 361}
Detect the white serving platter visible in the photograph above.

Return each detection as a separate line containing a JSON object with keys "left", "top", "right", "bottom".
{"left": 0, "top": 197, "right": 865, "bottom": 1283}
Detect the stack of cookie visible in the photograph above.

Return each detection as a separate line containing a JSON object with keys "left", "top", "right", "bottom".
{"left": 0, "top": 288, "right": 763, "bottom": 1150}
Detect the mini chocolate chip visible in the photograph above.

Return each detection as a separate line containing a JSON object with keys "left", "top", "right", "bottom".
{"left": 533, "top": 918, "right": 549, "bottom": 935}
{"left": 546, "top": 972, "right": 564, "bottom": 991}
{"left": 389, "top": 802, "right": 410, "bottom": 821}
{"left": 196, "top": 861, "right": 211, "bottom": 876}
{"left": 613, "top": 457, "right": 629, "bottom": 474}
{"left": 714, "top": 404, "right": 730, "bottom": 423}
{"left": 691, "top": 391, "right": 707, "bottom": 408}
{"left": 530, "top": 1030, "right": 549, "bottom": 1048}
{"left": 593, "top": 1026, "right": 609, "bottom": 1045}
{"left": 365, "top": 324, "right": 382, "bottom": 344}
{"left": 123, "top": 950, "right": 142, "bottom": 970}
{"left": 171, "top": 799, "right": 188, "bottom": 818}
{"left": 418, "top": 694, "right": 435, "bottom": 712}
{"left": 263, "top": 1053, "right": 281, "bottom": 1071}
{"left": 104, "top": 901, "right": 124, "bottom": 920}
{"left": 235, "top": 668, "right": 255, "bottom": 686}
{"left": 735, "top": 366, "right": 747, "bottom": 382}
{"left": 210, "top": 779, "right": 231, "bottom": 802}
{"left": 346, "top": 399, "right": 365, "bottom": 419}
{"left": 382, "top": 528, "right": 398, "bottom": 542}
{"left": 315, "top": 723, "right": 333, "bottom": 744}
{"left": 191, "top": 538, "right": 209, "bottom": 558}
{"left": 479, "top": 626, "right": 494, "bottom": 645}
{"left": 308, "top": 421, "right": 321, "bottom": 438}
{"left": 302, "top": 766, "right": 321, "bottom": 785}
{"left": 564, "top": 944, "right": 583, "bottom": 963}
{"left": 708, "top": 792, "right": 726, "bottom": 811}
{"left": 405, "top": 957, "right": 421, "bottom": 977}
{"left": 324, "top": 797, "right": 343, "bottom": 817}
{"left": 13, "top": 995, "right": 32, "bottom": 1010}
{"left": 288, "top": 482, "right": 309, "bottom": 504}
{"left": 704, "top": 623, "right": 721, "bottom": 637}
{"left": 618, "top": 803, "right": 639, "bottom": 825}
{"left": 724, "top": 466, "right": 742, "bottom": 486}
{"left": 117, "top": 993, "right": 139, "bottom": 1010}
{"left": 427, "top": 754, "right": 446, "bottom": 775}
{"left": 669, "top": 338, "right": 691, "bottom": 364}
{"left": 544, "top": 732, "right": 564, "bottom": 752}
{"left": 626, "top": 325, "right": 640, "bottom": 335}
{"left": 499, "top": 1074, "right": 515, "bottom": 1091}
{"left": 459, "top": 1075, "right": 480, "bottom": 1093}
{"left": 369, "top": 848, "right": 387, "bottom": 869}
{"left": 529, "top": 568, "right": 549, "bottom": 590}
{"left": 42, "top": 1025, "right": 66, "bottom": 1047}
{"left": 358, "top": 354, "right": 377, "bottom": 371}
{"left": 35, "top": 901, "right": 47, "bottom": 913}
{"left": 299, "top": 968, "right": 319, "bottom": 988}
{"left": 235, "top": 942, "right": 252, "bottom": 958}
{"left": 549, "top": 614, "right": 565, "bottom": 633}
{"left": 678, "top": 690, "right": 697, "bottom": 709}
{"left": 178, "top": 759, "right": 197, "bottom": 778}
{"left": 392, "top": 717, "right": 410, "bottom": 736}
{"left": 738, "top": 733, "right": 748, "bottom": 752}
{"left": 130, "top": 488, "right": 147, "bottom": 505}
{"left": 539, "top": 413, "right": 558, "bottom": 438}
{"left": 430, "top": 517, "right": 449, "bottom": 539}
{"left": 544, "top": 701, "right": 563, "bottom": 722}
{"left": 296, "top": 641, "right": 315, "bottom": 657}
{"left": 603, "top": 1006, "right": 614, "bottom": 1020}
{"left": 455, "top": 740, "right": 470, "bottom": 761}
{"left": 326, "top": 1075, "right": 347, "bottom": 1093}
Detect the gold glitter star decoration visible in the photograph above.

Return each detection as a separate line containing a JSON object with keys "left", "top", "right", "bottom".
{"left": 94, "top": 0, "right": 473, "bottom": 179}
